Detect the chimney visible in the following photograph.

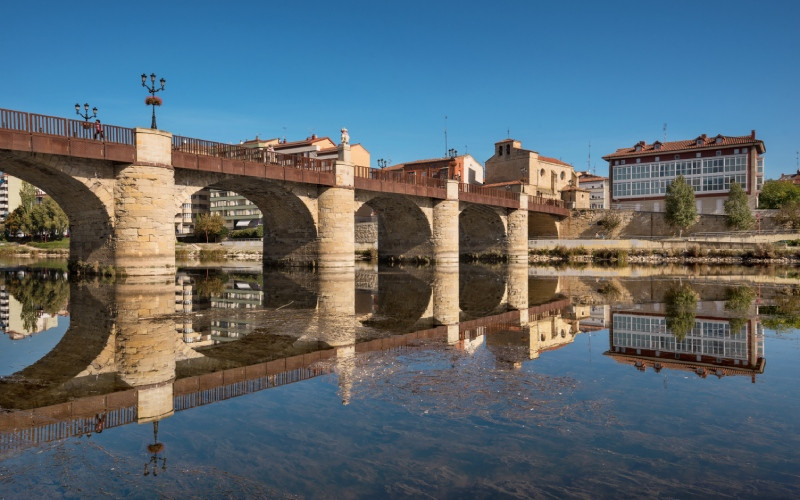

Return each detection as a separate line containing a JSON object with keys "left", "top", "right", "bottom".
{"left": 751, "top": 129, "right": 756, "bottom": 139}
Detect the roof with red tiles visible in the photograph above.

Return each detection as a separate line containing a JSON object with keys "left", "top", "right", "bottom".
{"left": 482, "top": 180, "right": 524, "bottom": 188}
{"left": 578, "top": 174, "right": 607, "bottom": 182}
{"left": 538, "top": 155, "right": 572, "bottom": 167}
{"left": 273, "top": 136, "right": 335, "bottom": 149}
{"left": 603, "top": 131, "right": 766, "bottom": 160}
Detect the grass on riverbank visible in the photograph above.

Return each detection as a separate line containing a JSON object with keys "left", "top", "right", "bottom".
{"left": 531, "top": 243, "right": 800, "bottom": 265}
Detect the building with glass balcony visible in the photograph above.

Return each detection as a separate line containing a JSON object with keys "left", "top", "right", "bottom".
{"left": 603, "top": 131, "right": 765, "bottom": 214}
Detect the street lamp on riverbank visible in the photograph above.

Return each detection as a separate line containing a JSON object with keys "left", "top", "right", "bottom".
{"left": 141, "top": 72, "right": 165, "bottom": 129}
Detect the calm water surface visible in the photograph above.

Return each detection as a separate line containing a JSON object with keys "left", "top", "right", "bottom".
{"left": 0, "top": 262, "right": 798, "bottom": 498}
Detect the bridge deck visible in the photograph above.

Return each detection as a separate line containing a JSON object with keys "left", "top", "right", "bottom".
{"left": 1, "top": 107, "right": 568, "bottom": 215}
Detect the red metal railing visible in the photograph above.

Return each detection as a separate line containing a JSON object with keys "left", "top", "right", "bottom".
{"left": 528, "top": 195, "right": 566, "bottom": 210}
{"left": 172, "top": 134, "right": 334, "bottom": 172}
{"left": 459, "top": 182, "right": 521, "bottom": 202}
{"left": 1, "top": 107, "right": 566, "bottom": 213}
{"left": 354, "top": 165, "right": 447, "bottom": 189}
{"left": 1, "top": 107, "right": 134, "bottom": 145}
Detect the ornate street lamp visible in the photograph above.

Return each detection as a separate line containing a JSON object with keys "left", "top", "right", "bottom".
{"left": 74, "top": 102, "right": 98, "bottom": 122}
{"left": 141, "top": 72, "right": 166, "bottom": 129}
{"left": 377, "top": 158, "right": 387, "bottom": 169}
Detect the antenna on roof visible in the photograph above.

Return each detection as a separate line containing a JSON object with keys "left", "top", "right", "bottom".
{"left": 588, "top": 141, "right": 591, "bottom": 172}
{"left": 663, "top": 123, "right": 667, "bottom": 142}
{"left": 507, "top": 128, "right": 510, "bottom": 139}
{"left": 444, "top": 115, "right": 448, "bottom": 157}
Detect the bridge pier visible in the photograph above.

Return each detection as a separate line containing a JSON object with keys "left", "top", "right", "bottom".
{"left": 432, "top": 180, "right": 460, "bottom": 265}
{"left": 113, "top": 128, "right": 176, "bottom": 276}
{"left": 433, "top": 265, "right": 461, "bottom": 344}
{"left": 317, "top": 146, "right": 355, "bottom": 268}
{"left": 507, "top": 194, "right": 529, "bottom": 263}
{"left": 113, "top": 275, "right": 177, "bottom": 422}
{"left": 507, "top": 263, "right": 529, "bottom": 326}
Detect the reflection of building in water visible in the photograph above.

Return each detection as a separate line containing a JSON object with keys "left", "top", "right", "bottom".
{"left": 175, "top": 274, "right": 211, "bottom": 345}
{"left": 208, "top": 278, "right": 264, "bottom": 343}
{"left": 470, "top": 302, "right": 582, "bottom": 368}
{"left": 580, "top": 304, "right": 609, "bottom": 332}
{"left": 1, "top": 291, "right": 67, "bottom": 340}
{"left": 606, "top": 305, "right": 765, "bottom": 381}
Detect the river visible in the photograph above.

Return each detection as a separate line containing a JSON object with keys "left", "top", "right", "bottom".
{"left": 0, "top": 261, "right": 797, "bottom": 498}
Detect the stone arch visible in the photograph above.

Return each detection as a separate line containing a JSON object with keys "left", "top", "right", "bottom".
{"left": 174, "top": 170, "right": 320, "bottom": 266}
{"left": 528, "top": 212, "right": 560, "bottom": 238}
{"left": 459, "top": 265, "right": 507, "bottom": 319}
{"left": 0, "top": 151, "right": 116, "bottom": 268}
{"left": 355, "top": 193, "right": 433, "bottom": 261}
{"left": 0, "top": 281, "right": 115, "bottom": 409}
{"left": 459, "top": 203, "right": 507, "bottom": 257}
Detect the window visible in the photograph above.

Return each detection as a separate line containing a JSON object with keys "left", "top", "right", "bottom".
{"left": 716, "top": 150, "right": 722, "bottom": 156}
{"left": 560, "top": 171, "right": 565, "bottom": 180}
{"left": 636, "top": 158, "right": 641, "bottom": 163}
{"left": 696, "top": 153, "right": 702, "bottom": 158}
{"left": 498, "top": 146, "right": 502, "bottom": 156}
{"left": 655, "top": 156, "right": 660, "bottom": 162}
{"left": 506, "top": 144, "right": 510, "bottom": 154}
{"left": 540, "top": 168, "right": 545, "bottom": 177}
{"left": 674, "top": 154, "right": 680, "bottom": 160}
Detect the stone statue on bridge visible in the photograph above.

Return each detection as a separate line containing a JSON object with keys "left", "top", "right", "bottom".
{"left": 340, "top": 127, "right": 349, "bottom": 146}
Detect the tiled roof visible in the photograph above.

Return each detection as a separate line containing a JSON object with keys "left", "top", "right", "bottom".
{"left": 578, "top": 174, "right": 607, "bottom": 182}
{"left": 603, "top": 132, "right": 765, "bottom": 160}
{"left": 274, "top": 136, "right": 334, "bottom": 149}
{"left": 538, "top": 155, "right": 571, "bottom": 167}
{"left": 482, "top": 180, "right": 524, "bottom": 188}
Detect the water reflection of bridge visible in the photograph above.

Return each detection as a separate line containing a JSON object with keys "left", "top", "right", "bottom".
{"left": 0, "top": 264, "right": 779, "bottom": 455}
{"left": 0, "top": 296, "right": 571, "bottom": 455}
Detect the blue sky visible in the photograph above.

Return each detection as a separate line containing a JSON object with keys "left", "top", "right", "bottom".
{"left": 1, "top": 0, "right": 797, "bottom": 179}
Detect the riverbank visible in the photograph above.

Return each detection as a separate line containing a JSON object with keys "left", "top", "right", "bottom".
{"left": 5, "top": 240, "right": 800, "bottom": 267}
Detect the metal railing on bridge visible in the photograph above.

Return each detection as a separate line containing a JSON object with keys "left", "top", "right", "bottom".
{"left": 0, "top": 106, "right": 567, "bottom": 213}
{"left": 171, "top": 135, "right": 335, "bottom": 172}
{"left": 0, "top": 107, "right": 134, "bottom": 145}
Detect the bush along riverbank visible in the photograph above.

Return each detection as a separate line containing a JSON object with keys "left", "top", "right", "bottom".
{"left": 530, "top": 244, "right": 800, "bottom": 266}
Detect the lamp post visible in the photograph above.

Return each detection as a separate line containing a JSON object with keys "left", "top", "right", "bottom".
{"left": 75, "top": 102, "right": 98, "bottom": 122}
{"left": 377, "top": 158, "right": 387, "bottom": 169}
{"left": 141, "top": 72, "right": 166, "bottom": 129}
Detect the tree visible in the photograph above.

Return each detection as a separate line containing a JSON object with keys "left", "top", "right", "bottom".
{"left": 30, "top": 197, "right": 69, "bottom": 241}
{"left": 664, "top": 175, "right": 697, "bottom": 236}
{"left": 723, "top": 181, "right": 754, "bottom": 230}
{"left": 774, "top": 200, "right": 800, "bottom": 230}
{"left": 758, "top": 180, "right": 800, "bottom": 209}
{"left": 194, "top": 213, "right": 227, "bottom": 243}
{"left": 19, "top": 181, "right": 37, "bottom": 214}
{"left": 664, "top": 283, "right": 698, "bottom": 341}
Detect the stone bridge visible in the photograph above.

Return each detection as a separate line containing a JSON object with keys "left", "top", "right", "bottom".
{"left": 0, "top": 108, "right": 568, "bottom": 276}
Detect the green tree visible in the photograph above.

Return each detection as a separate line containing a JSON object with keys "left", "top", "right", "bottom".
{"left": 30, "top": 197, "right": 69, "bottom": 241}
{"left": 664, "top": 175, "right": 697, "bottom": 236}
{"left": 664, "top": 283, "right": 698, "bottom": 341}
{"left": 19, "top": 181, "right": 37, "bottom": 214}
{"left": 723, "top": 181, "right": 754, "bottom": 230}
{"left": 194, "top": 213, "right": 227, "bottom": 243}
{"left": 3, "top": 209, "right": 26, "bottom": 239}
{"left": 758, "top": 180, "right": 800, "bottom": 209}
{"left": 725, "top": 286, "right": 755, "bottom": 334}
{"left": 774, "top": 200, "right": 800, "bottom": 230}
